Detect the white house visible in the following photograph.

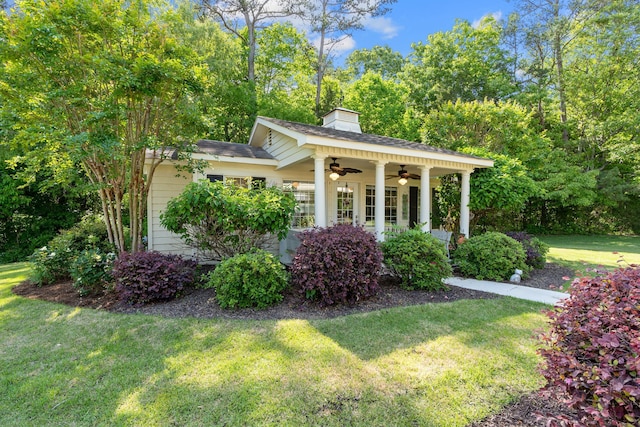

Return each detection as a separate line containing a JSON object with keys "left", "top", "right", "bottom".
{"left": 146, "top": 108, "right": 493, "bottom": 260}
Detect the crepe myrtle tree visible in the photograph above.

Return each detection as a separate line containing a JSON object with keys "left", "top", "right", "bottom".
{"left": 160, "top": 179, "right": 297, "bottom": 261}
{"left": 0, "top": 0, "right": 208, "bottom": 254}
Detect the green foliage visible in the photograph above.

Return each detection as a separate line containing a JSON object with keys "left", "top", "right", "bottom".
{"left": 343, "top": 71, "right": 410, "bottom": 138}
{"left": 403, "top": 16, "right": 515, "bottom": 114}
{"left": 206, "top": 248, "right": 289, "bottom": 309}
{"left": 380, "top": 229, "right": 452, "bottom": 290}
{"left": 70, "top": 249, "right": 116, "bottom": 296}
{"left": 343, "top": 45, "right": 405, "bottom": 81}
{"left": 28, "top": 215, "right": 114, "bottom": 285}
{"left": 1, "top": 0, "right": 210, "bottom": 253}
{"left": 160, "top": 180, "right": 296, "bottom": 260}
{"left": 453, "top": 232, "right": 530, "bottom": 281}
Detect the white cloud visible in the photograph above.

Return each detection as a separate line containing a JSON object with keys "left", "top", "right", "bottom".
{"left": 312, "top": 35, "right": 357, "bottom": 56}
{"left": 363, "top": 16, "right": 401, "bottom": 40}
{"left": 472, "top": 11, "right": 503, "bottom": 28}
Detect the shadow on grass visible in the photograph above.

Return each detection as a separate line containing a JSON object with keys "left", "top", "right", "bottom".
{"left": 1, "top": 263, "right": 548, "bottom": 427}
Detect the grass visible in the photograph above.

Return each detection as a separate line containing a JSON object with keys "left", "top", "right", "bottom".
{"left": 540, "top": 235, "right": 640, "bottom": 277}
{"left": 0, "top": 262, "right": 548, "bottom": 426}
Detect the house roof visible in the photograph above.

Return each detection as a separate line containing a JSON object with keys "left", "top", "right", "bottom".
{"left": 255, "top": 116, "right": 486, "bottom": 161}
{"left": 194, "top": 139, "right": 274, "bottom": 160}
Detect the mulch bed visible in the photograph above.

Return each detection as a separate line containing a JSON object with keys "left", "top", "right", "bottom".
{"left": 11, "top": 262, "right": 577, "bottom": 426}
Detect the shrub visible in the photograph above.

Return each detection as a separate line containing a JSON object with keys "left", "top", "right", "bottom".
{"left": 504, "top": 231, "right": 549, "bottom": 269}
{"left": 70, "top": 249, "right": 116, "bottom": 296}
{"left": 452, "top": 232, "right": 530, "bottom": 281}
{"left": 29, "top": 215, "right": 114, "bottom": 285}
{"left": 113, "top": 251, "right": 197, "bottom": 306}
{"left": 206, "top": 249, "right": 289, "bottom": 309}
{"left": 538, "top": 267, "right": 640, "bottom": 426}
{"left": 380, "top": 229, "right": 452, "bottom": 290}
{"left": 290, "top": 224, "right": 382, "bottom": 306}
{"left": 160, "top": 180, "right": 296, "bottom": 261}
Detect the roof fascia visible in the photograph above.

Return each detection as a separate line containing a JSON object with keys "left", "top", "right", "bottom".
{"left": 305, "top": 136, "right": 494, "bottom": 168}
{"left": 249, "top": 118, "right": 307, "bottom": 147}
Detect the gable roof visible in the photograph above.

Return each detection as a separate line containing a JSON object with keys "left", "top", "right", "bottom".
{"left": 253, "top": 116, "right": 486, "bottom": 161}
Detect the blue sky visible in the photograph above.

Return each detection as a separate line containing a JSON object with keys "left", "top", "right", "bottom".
{"left": 339, "top": 0, "right": 515, "bottom": 58}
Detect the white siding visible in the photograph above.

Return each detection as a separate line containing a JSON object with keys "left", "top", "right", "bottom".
{"left": 147, "top": 165, "right": 193, "bottom": 257}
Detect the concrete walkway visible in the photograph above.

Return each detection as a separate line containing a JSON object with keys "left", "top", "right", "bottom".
{"left": 445, "top": 277, "right": 569, "bottom": 305}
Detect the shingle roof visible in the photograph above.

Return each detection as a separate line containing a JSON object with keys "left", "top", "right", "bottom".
{"left": 194, "top": 139, "right": 274, "bottom": 160}
{"left": 258, "top": 116, "right": 485, "bottom": 160}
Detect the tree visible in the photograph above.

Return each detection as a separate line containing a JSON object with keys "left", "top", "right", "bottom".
{"left": 1, "top": 0, "right": 208, "bottom": 253}
{"left": 254, "top": 22, "right": 317, "bottom": 123}
{"left": 199, "top": 0, "right": 301, "bottom": 83}
{"left": 343, "top": 45, "right": 405, "bottom": 81}
{"left": 342, "top": 71, "right": 409, "bottom": 138}
{"left": 298, "top": 0, "right": 397, "bottom": 117}
{"left": 402, "top": 17, "right": 515, "bottom": 115}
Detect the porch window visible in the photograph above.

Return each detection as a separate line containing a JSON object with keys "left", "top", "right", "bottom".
{"left": 283, "top": 180, "right": 315, "bottom": 228}
{"left": 365, "top": 185, "right": 398, "bottom": 226}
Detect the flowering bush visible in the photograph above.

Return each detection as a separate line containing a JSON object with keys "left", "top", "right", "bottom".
{"left": 29, "top": 215, "right": 114, "bottom": 285}
{"left": 70, "top": 249, "right": 116, "bottom": 296}
{"left": 206, "top": 249, "right": 289, "bottom": 309}
{"left": 504, "top": 231, "right": 549, "bottom": 269}
{"left": 290, "top": 224, "right": 382, "bottom": 306}
{"left": 539, "top": 267, "right": 640, "bottom": 426}
{"left": 380, "top": 229, "right": 451, "bottom": 290}
{"left": 113, "top": 251, "right": 197, "bottom": 306}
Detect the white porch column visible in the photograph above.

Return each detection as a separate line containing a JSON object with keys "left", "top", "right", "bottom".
{"left": 313, "top": 155, "right": 328, "bottom": 227}
{"left": 460, "top": 170, "right": 473, "bottom": 238}
{"left": 419, "top": 166, "right": 432, "bottom": 232}
{"left": 374, "top": 161, "right": 387, "bottom": 241}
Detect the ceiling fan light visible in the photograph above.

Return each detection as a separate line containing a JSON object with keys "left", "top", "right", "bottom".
{"left": 329, "top": 171, "right": 340, "bottom": 181}
{"left": 398, "top": 177, "right": 408, "bottom": 186}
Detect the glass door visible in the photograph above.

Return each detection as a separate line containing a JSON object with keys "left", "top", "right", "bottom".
{"left": 334, "top": 182, "right": 358, "bottom": 225}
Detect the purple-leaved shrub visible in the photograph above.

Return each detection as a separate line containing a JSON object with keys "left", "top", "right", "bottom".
{"left": 113, "top": 251, "right": 197, "bottom": 306}
{"left": 290, "top": 224, "right": 382, "bottom": 306}
{"left": 539, "top": 266, "right": 640, "bottom": 426}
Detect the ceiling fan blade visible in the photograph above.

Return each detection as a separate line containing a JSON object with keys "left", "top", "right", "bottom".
{"left": 408, "top": 173, "right": 421, "bottom": 179}
{"left": 341, "top": 168, "right": 362, "bottom": 174}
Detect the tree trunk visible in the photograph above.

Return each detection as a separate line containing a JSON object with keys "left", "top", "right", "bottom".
{"left": 315, "top": 29, "right": 326, "bottom": 118}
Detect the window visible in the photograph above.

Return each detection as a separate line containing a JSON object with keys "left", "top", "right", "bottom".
{"left": 207, "top": 175, "right": 266, "bottom": 189}
{"left": 283, "top": 180, "right": 315, "bottom": 228}
{"left": 365, "top": 185, "right": 398, "bottom": 225}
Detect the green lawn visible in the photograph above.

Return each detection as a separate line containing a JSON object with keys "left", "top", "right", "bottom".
{"left": 540, "top": 235, "right": 640, "bottom": 276}
{"left": 1, "top": 262, "right": 548, "bottom": 426}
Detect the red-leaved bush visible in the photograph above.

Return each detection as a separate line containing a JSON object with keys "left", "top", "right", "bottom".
{"left": 538, "top": 266, "right": 640, "bottom": 426}
{"left": 113, "top": 251, "right": 197, "bottom": 306}
{"left": 290, "top": 224, "right": 382, "bottom": 306}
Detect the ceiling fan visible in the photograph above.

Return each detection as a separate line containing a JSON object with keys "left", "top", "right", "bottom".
{"left": 327, "top": 158, "right": 362, "bottom": 180}
{"left": 387, "top": 165, "right": 420, "bottom": 180}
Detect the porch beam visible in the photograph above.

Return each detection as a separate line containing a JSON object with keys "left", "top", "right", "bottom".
{"left": 374, "top": 161, "right": 387, "bottom": 241}
{"left": 460, "top": 170, "right": 473, "bottom": 238}
{"left": 419, "top": 166, "right": 432, "bottom": 232}
{"left": 313, "top": 155, "right": 328, "bottom": 227}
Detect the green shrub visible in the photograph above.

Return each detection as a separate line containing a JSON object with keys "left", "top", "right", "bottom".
{"left": 160, "top": 180, "right": 296, "bottom": 261}
{"left": 29, "top": 215, "right": 114, "bottom": 285}
{"left": 70, "top": 249, "right": 116, "bottom": 296}
{"left": 505, "top": 231, "right": 549, "bottom": 269}
{"left": 452, "top": 232, "right": 530, "bottom": 281}
{"left": 206, "top": 249, "right": 289, "bottom": 309}
{"left": 381, "top": 229, "right": 452, "bottom": 290}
